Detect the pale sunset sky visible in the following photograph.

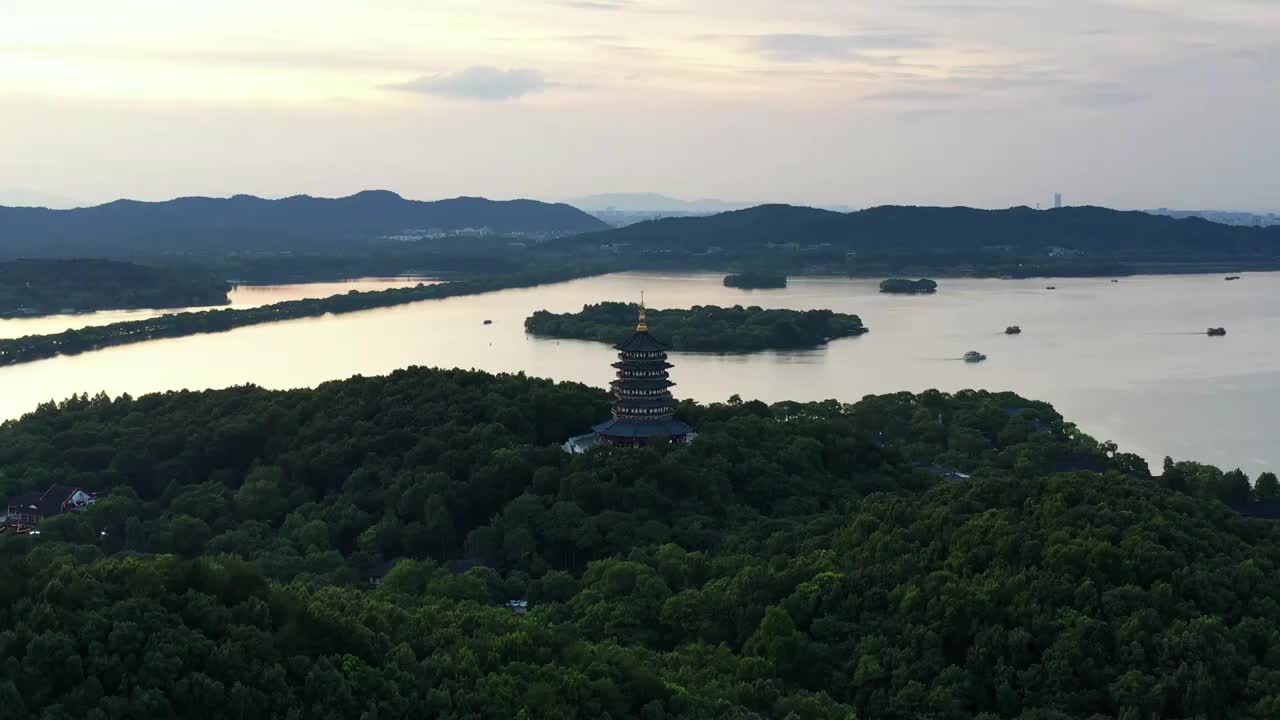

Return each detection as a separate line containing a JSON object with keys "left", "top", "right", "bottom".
{"left": 1, "top": 0, "right": 1277, "bottom": 209}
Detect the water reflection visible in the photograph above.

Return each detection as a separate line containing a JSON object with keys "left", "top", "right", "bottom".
{"left": 0, "top": 276, "right": 438, "bottom": 339}
{"left": 0, "top": 271, "right": 1276, "bottom": 475}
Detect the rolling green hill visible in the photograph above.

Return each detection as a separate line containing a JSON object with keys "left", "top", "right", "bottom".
{"left": 553, "top": 204, "right": 1280, "bottom": 274}
{"left": 1, "top": 368, "right": 1277, "bottom": 717}
{"left": 0, "top": 191, "right": 607, "bottom": 257}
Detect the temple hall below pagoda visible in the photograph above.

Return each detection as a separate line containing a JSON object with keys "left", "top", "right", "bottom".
{"left": 562, "top": 302, "right": 695, "bottom": 453}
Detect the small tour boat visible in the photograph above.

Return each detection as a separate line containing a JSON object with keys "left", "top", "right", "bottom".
{"left": 1207, "top": 327, "right": 1227, "bottom": 336}
{"left": 1005, "top": 326, "right": 1022, "bottom": 335}
{"left": 963, "top": 351, "right": 987, "bottom": 362}
{"left": 1225, "top": 276, "right": 1241, "bottom": 281}
{"left": 1045, "top": 286, "right": 1057, "bottom": 290}
{"left": 483, "top": 319, "right": 493, "bottom": 325}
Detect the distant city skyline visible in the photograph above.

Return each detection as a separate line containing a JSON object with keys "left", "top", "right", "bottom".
{"left": 2, "top": 1, "right": 1277, "bottom": 211}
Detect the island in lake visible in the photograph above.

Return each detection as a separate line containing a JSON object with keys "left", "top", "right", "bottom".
{"left": 723, "top": 271, "right": 787, "bottom": 289}
{"left": 0, "top": 258, "right": 230, "bottom": 317}
{"left": 525, "top": 301, "right": 866, "bottom": 352}
{"left": 880, "top": 277, "right": 938, "bottom": 294}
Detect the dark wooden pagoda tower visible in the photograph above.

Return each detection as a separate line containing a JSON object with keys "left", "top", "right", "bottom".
{"left": 590, "top": 302, "right": 693, "bottom": 447}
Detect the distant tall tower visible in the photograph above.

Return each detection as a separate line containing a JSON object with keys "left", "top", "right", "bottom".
{"left": 1054, "top": 193, "right": 1063, "bottom": 209}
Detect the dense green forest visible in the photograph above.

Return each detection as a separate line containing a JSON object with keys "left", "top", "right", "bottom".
{"left": 723, "top": 272, "right": 787, "bottom": 289}
{"left": 0, "top": 191, "right": 605, "bottom": 257}
{"left": 525, "top": 302, "right": 866, "bottom": 351}
{"left": 879, "top": 278, "right": 938, "bottom": 294}
{"left": 551, "top": 204, "right": 1279, "bottom": 276}
{"left": 0, "top": 265, "right": 606, "bottom": 367}
{"left": 2, "top": 368, "right": 1278, "bottom": 717}
{"left": 6, "top": 197, "right": 1277, "bottom": 281}
{"left": 0, "top": 259, "right": 229, "bottom": 316}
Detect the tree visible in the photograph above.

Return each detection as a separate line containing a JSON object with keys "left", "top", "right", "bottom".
{"left": 1220, "top": 469, "right": 1253, "bottom": 504}
{"left": 744, "top": 607, "right": 807, "bottom": 679}
{"left": 169, "top": 515, "right": 212, "bottom": 557}
{"left": 234, "top": 465, "right": 290, "bottom": 526}
{"left": 1256, "top": 472, "right": 1280, "bottom": 501}
{"left": 0, "top": 680, "right": 26, "bottom": 718}
{"left": 423, "top": 495, "right": 456, "bottom": 555}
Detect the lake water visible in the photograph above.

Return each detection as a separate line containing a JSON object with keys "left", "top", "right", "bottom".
{"left": 0, "top": 271, "right": 1276, "bottom": 475}
{"left": 0, "top": 277, "right": 437, "bottom": 339}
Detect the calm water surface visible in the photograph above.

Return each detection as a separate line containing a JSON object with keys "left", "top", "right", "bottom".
{"left": 0, "top": 276, "right": 437, "bottom": 339}
{"left": 0, "top": 272, "right": 1275, "bottom": 475}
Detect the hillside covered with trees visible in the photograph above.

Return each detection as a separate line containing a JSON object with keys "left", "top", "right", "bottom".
{"left": 5, "top": 199, "right": 1275, "bottom": 284}
{"left": 553, "top": 204, "right": 1280, "bottom": 275}
{"left": 0, "top": 259, "right": 230, "bottom": 316}
{"left": 525, "top": 302, "right": 866, "bottom": 351}
{"left": 1, "top": 368, "right": 1279, "bottom": 717}
{"left": 0, "top": 191, "right": 607, "bottom": 257}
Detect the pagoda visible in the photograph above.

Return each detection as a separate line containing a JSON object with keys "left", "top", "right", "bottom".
{"left": 563, "top": 301, "right": 694, "bottom": 452}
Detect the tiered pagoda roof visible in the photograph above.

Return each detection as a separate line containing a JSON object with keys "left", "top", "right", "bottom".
{"left": 615, "top": 331, "right": 670, "bottom": 352}
{"left": 588, "top": 301, "right": 693, "bottom": 446}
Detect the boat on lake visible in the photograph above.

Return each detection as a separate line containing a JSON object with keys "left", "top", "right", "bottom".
{"left": 483, "top": 319, "right": 493, "bottom": 325}
{"left": 1045, "top": 286, "right": 1057, "bottom": 290}
{"left": 964, "top": 351, "right": 987, "bottom": 362}
{"left": 1005, "top": 326, "right": 1022, "bottom": 335}
{"left": 1225, "top": 276, "right": 1241, "bottom": 281}
{"left": 1207, "top": 327, "right": 1227, "bottom": 336}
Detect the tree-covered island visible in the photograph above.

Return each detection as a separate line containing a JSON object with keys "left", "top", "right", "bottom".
{"left": 879, "top": 277, "right": 938, "bottom": 294}
{"left": 1, "top": 368, "right": 1279, "bottom": 717}
{"left": 0, "top": 265, "right": 607, "bottom": 366}
{"left": 723, "top": 271, "right": 787, "bottom": 289}
{"left": 0, "top": 258, "right": 230, "bottom": 316}
{"left": 525, "top": 302, "right": 866, "bottom": 351}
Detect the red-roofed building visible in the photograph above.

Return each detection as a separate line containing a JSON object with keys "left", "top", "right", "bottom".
{"left": 3, "top": 484, "right": 96, "bottom": 528}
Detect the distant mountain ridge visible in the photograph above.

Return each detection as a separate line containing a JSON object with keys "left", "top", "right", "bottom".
{"left": 557, "top": 203, "right": 1280, "bottom": 266}
{"left": 570, "top": 192, "right": 857, "bottom": 214}
{"left": 570, "top": 193, "right": 751, "bottom": 213}
{"left": 0, "top": 190, "right": 607, "bottom": 257}
{"left": 1146, "top": 208, "right": 1280, "bottom": 227}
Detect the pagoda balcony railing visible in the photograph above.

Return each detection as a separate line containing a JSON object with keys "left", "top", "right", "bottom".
{"left": 619, "top": 370, "right": 667, "bottom": 378}
{"left": 615, "top": 407, "right": 675, "bottom": 417}
{"left": 612, "top": 362, "right": 673, "bottom": 371}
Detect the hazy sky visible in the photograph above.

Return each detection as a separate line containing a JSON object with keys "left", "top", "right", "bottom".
{"left": 2, "top": 0, "right": 1277, "bottom": 210}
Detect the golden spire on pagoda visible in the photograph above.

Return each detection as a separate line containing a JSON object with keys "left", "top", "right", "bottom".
{"left": 637, "top": 291, "right": 648, "bottom": 332}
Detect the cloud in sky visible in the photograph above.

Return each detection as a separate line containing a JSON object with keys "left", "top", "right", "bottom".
{"left": 862, "top": 88, "right": 960, "bottom": 103}
{"left": 562, "top": 0, "right": 634, "bottom": 9}
{"left": 383, "top": 67, "right": 550, "bottom": 100}
{"left": 1, "top": 0, "right": 1278, "bottom": 210}
{"left": 746, "top": 33, "right": 929, "bottom": 62}
{"left": 1069, "top": 82, "right": 1145, "bottom": 107}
